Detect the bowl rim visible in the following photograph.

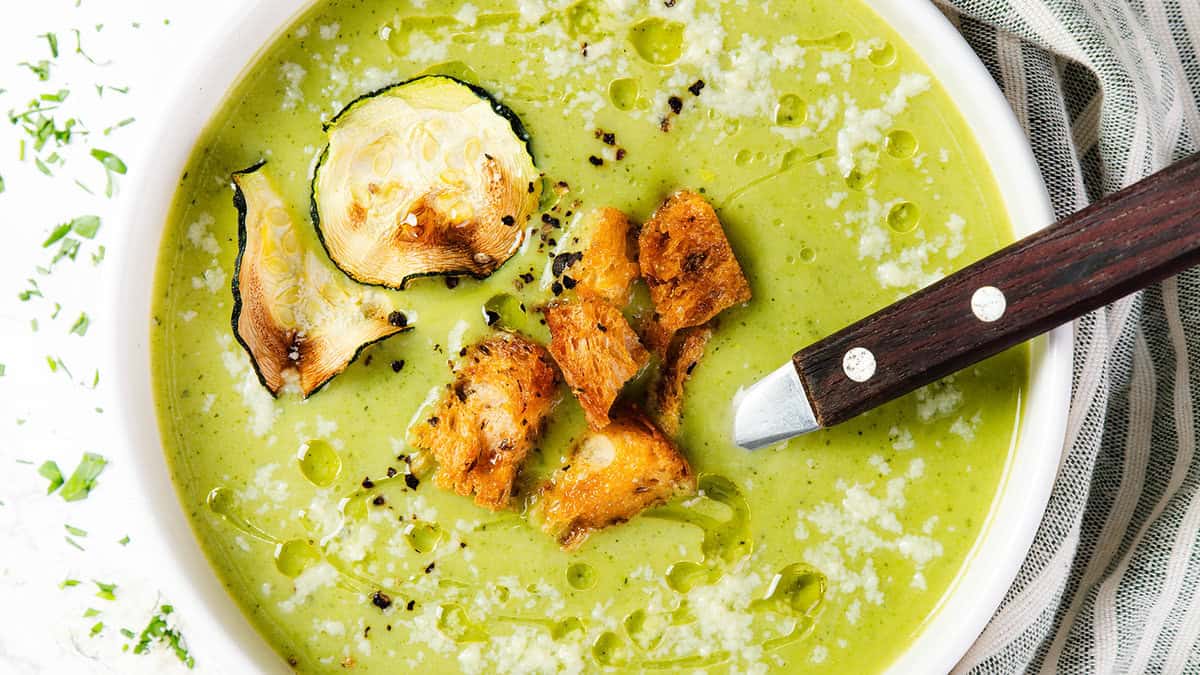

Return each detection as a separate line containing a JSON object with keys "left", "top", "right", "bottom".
{"left": 111, "top": 1, "right": 1071, "bottom": 673}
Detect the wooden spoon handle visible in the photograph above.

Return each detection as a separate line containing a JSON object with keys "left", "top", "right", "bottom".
{"left": 792, "top": 153, "right": 1200, "bottom": 428}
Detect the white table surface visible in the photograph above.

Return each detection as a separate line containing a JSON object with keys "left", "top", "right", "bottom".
{"left": 0, "top": 2, "right": 240, "bottom": 672}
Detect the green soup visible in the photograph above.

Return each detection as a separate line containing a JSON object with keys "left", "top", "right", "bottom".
{"left": 151, "top": 0, "right": 1026, "bottom": 672}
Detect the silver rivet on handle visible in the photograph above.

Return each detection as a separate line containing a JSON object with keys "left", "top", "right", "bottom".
{"left": 971, "top": 286, "right": 1007, "bottom": 322}
{"left": 842, "top": 347, "right": 877, "bottom": 382}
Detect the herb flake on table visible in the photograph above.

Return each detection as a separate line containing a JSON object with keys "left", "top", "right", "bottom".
{"left": 132, "top": 604, "right": 195, "bottom": 668}
{"left": 59, "top": 452, "right": 108, "bottom": 501}
{"left": 93, "top": 580, "right": 117, "bottom": 601}
{"left": 39, "top": 460, "right": 64, "bottom": 493}
{"left": 69, "top": 312, "right": 90, "bottom": 336}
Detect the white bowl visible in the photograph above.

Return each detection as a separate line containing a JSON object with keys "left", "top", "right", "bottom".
{"left": 113, "top": 1, "right": 1071, "bottom": 672}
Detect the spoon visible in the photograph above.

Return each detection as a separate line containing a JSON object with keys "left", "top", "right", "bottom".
{"left": 733, "top": 153, "right": 1200, "bottom": 450}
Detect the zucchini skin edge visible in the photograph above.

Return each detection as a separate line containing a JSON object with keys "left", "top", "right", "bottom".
{"left": 230, "top": 160, "right": 411, "bottom": 399}
{"left": 309, "top": 75, "right": 540, "bottom": 291}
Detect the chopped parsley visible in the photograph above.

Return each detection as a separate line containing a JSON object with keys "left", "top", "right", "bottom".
{"left": 18, "top": 279, "right": 42, "bottom": 301}
{"left": 118, "top": 535, "right": 130, "bottom": 546}
{"left": 38, "top": 460, "right": 64, "bottom": 493}
{"left": 132, "top": 604, "right": 195, "bottom": 668}
{"left": 71, "top": 214, "right": 101, "bottom": 238}
{"left": 90, "top": 149, "right": 125, "bottom": 174}
{"left": 90, "top": 621, "right": 104, "bottom": 637}
{"left": 19, "top": 60, "right": 52, "bottom": 81}
{"left": 83, "top": 608, "right": 101, "bottom": 618}
{"left": 41, "top": 32, "right": 60, "bottom": 58}
{"left": 60, "top": 578, "right": 81, "bottom": 589}
{"left": 69, "top": 312, "right": 90, "bottom": 336}
{"left": 43, "top": 222, "right": 73, "bottom": 247}
{"left": 64, "top": 524, "right": 88, "bottom": 537}
{"left": 59, "top": 452, "right": 108, "bottom": 501}
{"left": 93, "top": 580, "right": 117, "bottom": 601}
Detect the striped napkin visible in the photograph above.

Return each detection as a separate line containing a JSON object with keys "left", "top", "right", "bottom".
{"left": 935, "top": 1, "right": 1200, "bottom": 673}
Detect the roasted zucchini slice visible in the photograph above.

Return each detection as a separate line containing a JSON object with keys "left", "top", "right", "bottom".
{"left": 312, "top": 76, "right": 542, "bottom": 288}
{"left": 232, "top": 163, "right": 411, "bottom": 397}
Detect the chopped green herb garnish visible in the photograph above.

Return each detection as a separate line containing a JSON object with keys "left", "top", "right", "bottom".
{"left": 41, "top": 32, "right": 60, "bottom": 58}
{"left": 65, "top": 537, "right": 85, "bottom": 551}
{"left": 46, "top": 355, "right": 72, "bottom": 376}
{"left": 69, "top": 313, "right": 90, "bottom": 336}
{"left": 103, "top": 117, "right": 135, "bottom": 135}
{"left": 132, "top": 604, "right": 195, "bottom": 668}
{"left": 0, "top": 174, "right": 6, "bottom": 193}
{"left": 73, "top": 29, "right": 111, "bottom": 66}
{"left": 92, "top": 245, "right": 106, "bottom": 265}
{"left": 60, "top": 578, "right": 81, "bottom": 589}
{"left": 83, "top": 608, "right": 101, "bottom": 618}
{"left": 51, "top": 303, "right": 62, "bottom": 319}
{"left": 120, "top": 628, "right": 136, "bottom": 639}
{"left": 52, "top": 237, "right": 81, "bottom": 263}
{"left": 71, "top": 215, "right": 101, "bottom": 238}
{"left": 39, "top": 461, "right": 64, "bottom": 493}
{"left": 65, "top": 524, "right": 87, "bottom": 537}
{"left": 90, "top": 149, "right": 126, "bottom": 174}
{"left": 19, "top": 60, "right": 52, "bottom": 81}
{"left": 59, "top": 452, "right": 107, "bottom": 501}
{"left": 18, "top": 279, "right": 42, "bottom": 301}
{"left": 90, "top": 621, "right": 104, "bottom": 637}
{"left": 0, "top": 364, "right": 5, "bottom": 377}
{"left": 42, "top": 223, "right": 72, "bottom": 247}
{"left": 93, "top": 580, "right": 117, "bottom": 601}
{"left": 118, "top": 535, "right": 130, "bottom": 546}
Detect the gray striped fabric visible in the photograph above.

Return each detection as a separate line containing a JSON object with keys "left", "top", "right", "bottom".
{"left": 932, "top": 1, "right": 1200, "bottom": 673}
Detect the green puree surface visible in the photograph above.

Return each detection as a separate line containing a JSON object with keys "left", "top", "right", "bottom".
{"left": 151, "top": 0, "right": 1028, "bottom": 672}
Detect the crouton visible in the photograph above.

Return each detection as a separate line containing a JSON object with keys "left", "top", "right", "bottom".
{"left": 545, "top": 296, "right": 650, "bottom": 430}
{"left": 638, "top": 191, "right": 751, "bottom": 331}
{"left": 639, "top": 314, "right": 676, "bottom": 359}
{"left": 537, "top": 408, "right": 696, "bottom": 549}
{"left": 572, "top": 207, "right": 640, "bottom": 306}
{"left": 652, "top": 326, "right": 713, "bottom": 436}
{"left": 409, "top": 333, "right": 559, "bottom": 510}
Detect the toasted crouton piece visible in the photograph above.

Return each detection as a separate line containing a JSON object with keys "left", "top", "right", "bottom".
{"left": 538, "top": 408, "right": 696, "bottom": 549}
{"left": 639, "top": 191, "right": 751, "bottom": 331}
{"left": 546, "top": 296, "right": 650, "bottom": 430}
{"left": 409, "top": 333, "right": 559, "bottom": 510}
{"left": 572, "top": 207, "right": 640, "bottom": 306}
{"left": 652, "top": 326, "right": 713, "bottom": 436}
{"left": 639, "top": 314, "right": 676, "bottom": 359}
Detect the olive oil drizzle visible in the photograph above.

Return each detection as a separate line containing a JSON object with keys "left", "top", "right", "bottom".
{"left": 208, "top": 468, "right": 825, "bottom": 668}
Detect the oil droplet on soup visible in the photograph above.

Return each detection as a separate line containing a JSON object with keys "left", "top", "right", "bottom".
{"left": 297, "top": 439, "right": 341, "bottom": 487}
{"left": 870, "top": 41, "right": 898, "bottom": 67}
{"left": 566, "top": 562, "right": 597, "bottom": 590}
{"left": 774, "top": 94, "right": 807, "bottom": 127}
{"left": 886, "top": 129, "right": 919, "bottom": 158}
{"left": 887, "top": 201, "right": 922, "bottom": 233}
{"left": 628, "top": 17, "right": 685, "bottom": 65}
{"left": 608, "top": 77, "right": 640, "bottom": 111}
{"left": 275, "top": 539, "right": 323, "bottom": 578}
{"left": 403, "top": 520, "right": 445, "bottom": 553}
